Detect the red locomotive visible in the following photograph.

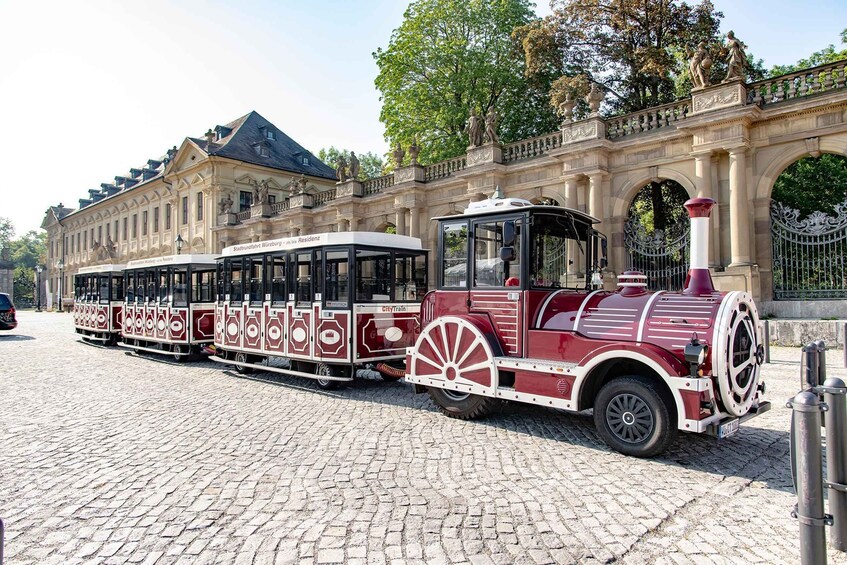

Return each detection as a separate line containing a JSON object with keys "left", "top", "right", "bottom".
{"left": 120, "top": 254, "right": 217, "bottom": 361}
{"left": 210, "top": 232, "right": 427, "bottom": 388}
{"left": 405, "top": 195, "right": 770, "bottom": 457}
{"left": 73, "top": 264, "right": 126, "bottom": 345}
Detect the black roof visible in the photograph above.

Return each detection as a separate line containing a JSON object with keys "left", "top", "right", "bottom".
{"left": 191, "top": 111, "right": 336, "bottom": 180}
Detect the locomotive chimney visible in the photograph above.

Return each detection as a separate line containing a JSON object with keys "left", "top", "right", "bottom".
{"left": 682, "top": 197, "right": 717, "bottom": 296}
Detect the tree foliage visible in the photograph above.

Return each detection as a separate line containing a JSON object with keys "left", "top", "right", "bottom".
{"left": 317, "top": 147, "right": 385, "bottom": 179}
{"left": 3, "top": 227, "right": 47, "bottom": 306}
{"left": 374, "top": 0, "right": 559, "bottom": 164}
{"left": 516, "top": 0, "right": 726, "bottom": 116}
{"left": 772, "top": 154, "right": 847, "bottom": 218}
{"left": 0, "top": 217, "right": 13, "bottom": 253}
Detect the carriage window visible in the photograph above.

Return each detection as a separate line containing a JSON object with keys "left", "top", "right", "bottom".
{"left": 135, "top": 272, "right": 146, "bottom": 303}
{"left": 99, "top": 275, "right": 110, "bottom": 304}
{"left": 112, "top": 275, "right": 124, "bottom": 301}
{"left": 147, "top": 270, "right": 157, "bottom": 303}
{"left": 125, "top": 273, "right": 135, "bottom": 303}
{"left": 473, "top": 219, "right": 521, "bottom": 288}
{"left": 193, "top": 270, "right": 214, "bottom": 303}
{"left": 530, "top": 213, "right": 584, "bottom": 289}
{"left": 294, "top": 252, "right": 312, "bottom": 307}
{"left": 216, "top": 263, "right": 224, "bottom": 303}
{"left": 159, "top": 269, "right": 171, "bottom": 304}
{"left": 356, "top": 249, "right": 391, "bottom": 301}
{"left": 229, "top": 260, "right": 243, "bottom": 303}
{"left": 270, "top": 256, "right": 286, "bottom": 306}
{"left": 249, "top": 259, "right": 263, "bottom": 306}
{"left": 324, "top": 249, "right": 349, "bottom": 308}
{"left": 441, "top": 222, "right": 468, "bottom": 288}
{"left": 396, "top": 252, "right": 427, "bottom": 301}
{"left": 173, "top": 269, "right": 188, "bottom": 307}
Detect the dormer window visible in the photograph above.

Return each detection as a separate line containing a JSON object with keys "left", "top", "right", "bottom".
{"left": 301, "top": 156, "right": 310, "bottom": 166}
{"left": 254, "top": 145, "right": 270, "bottom": 157}
{"left": 266, "top": 130, "right": 276, "bottom": 141}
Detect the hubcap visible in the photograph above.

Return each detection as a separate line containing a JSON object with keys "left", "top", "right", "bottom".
{"left": 606, "top": 393, "right": 654, "bottom": 444}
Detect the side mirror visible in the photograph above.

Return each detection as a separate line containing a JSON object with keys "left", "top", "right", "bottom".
{"left": 500, "top": 246, "right": 516, "bottom": 263}
{"left": 502, "top": 220, "right": 516, "bottom": 247}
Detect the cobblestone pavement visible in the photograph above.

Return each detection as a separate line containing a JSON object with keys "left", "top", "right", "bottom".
{"left": 2, "top": 312, "right": 847, "bottom": 564}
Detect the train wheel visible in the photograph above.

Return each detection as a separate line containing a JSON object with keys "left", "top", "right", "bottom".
{"left": 172, "top": 344, "right": 188, "bottom": 363}
{"left": 427, "top": 387, "right": 498, "bottom": 420}
{"left": 234, "top": 352, "right": 254, "bottom": 375}
{"left": 593, "top": 376, "right": 676, "bottom": 458}
{"left": 315, "top": 363, "right": 341, "bottom": 390}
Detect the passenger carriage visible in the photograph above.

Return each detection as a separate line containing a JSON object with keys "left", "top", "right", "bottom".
{"left": 210, "top": 232, "right": 428, "bottom": 389}
{"left": 119, "top": 254, "right": 217, "bottom": 361}
{"left": 73, "top": 264, "right": 126, "bottom": 345}
{"left": 405, "top": 194, "right": 770, "bottom": 457}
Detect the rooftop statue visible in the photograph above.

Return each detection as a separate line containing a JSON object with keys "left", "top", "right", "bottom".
{"left": 335, "top": 156, "right": 349, "bottom": 182}
{"left": 393, "top": 142, "right": 405, "bottom": 168}
{"left": 218, "top": 193, "right": 233, "bottom": 214}
{"left": 349, "top": 151, "right": 360, "bottom": 180}
{"left": 484, "top": 108, "right": 500, "bottom": 144}
{"left": 468, "top": 108, "right": 483, "bottom": 147}
{"left": 250, "top": 178, "right": 270, "bottom": 205}
{"left": 689, "top": 41, "right": 712, "bottom": 90}
{"left": 724, "top": 31, "right": 747, "bottom": 82}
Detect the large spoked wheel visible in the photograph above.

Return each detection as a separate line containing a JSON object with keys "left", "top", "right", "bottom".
{"left": 234, "top": 352, "right": 254, "bottom": 375}
{"left": 427, "top": 386, "right": 498, "bottom": 420}
{"left": 594, "top": 376, "right": 676, "bottom": 458}
{"left": 172, "top": 344, "right": 188, "bottom": 363}
{"left": 315, "top": 363, "right": 342, "bottom": 390}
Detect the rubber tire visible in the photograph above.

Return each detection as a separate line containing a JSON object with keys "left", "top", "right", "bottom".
{"left": 172, "top": 344, "right": 188, "bottom": 363}
{"left": 315, "top": 363, "right": 341, "bottom": 390}
{"left": 234, "top": 352, "right": 254, "bottom": 375}
{"left": 427, "top": 387, "right": 498, "bottom": 420}
{"left": 593, "top": 375, "right": 677, "bottom": 458}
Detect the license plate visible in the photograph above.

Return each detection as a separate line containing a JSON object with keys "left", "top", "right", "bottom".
{"left": 718, "top": 418, "right": 740, "bottom": 439}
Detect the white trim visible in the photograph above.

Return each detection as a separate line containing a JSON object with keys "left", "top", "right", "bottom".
{"left": 221, "top": 232, "right": 424, "bottom": 257}
{"left": 637, "top": 290, "right": 665, "bottom": 342}
{"left": 77, "top": 264, "right": 127, "bottom": 274}
{"left": 572, "top": 289, "right": 604, "bottom": 332}
{"left": 534, "top": 289, "right": 567, "bottom": 325}
{"left": 126, "top": 254, "right": 217, "bottom": 269}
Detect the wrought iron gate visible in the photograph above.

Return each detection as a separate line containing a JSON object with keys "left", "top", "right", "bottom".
{"left": 624, "top": 216, "right": 690, "bottom": 291}
{"left": 771, "top": 199, "right": 847, "bottom": 299}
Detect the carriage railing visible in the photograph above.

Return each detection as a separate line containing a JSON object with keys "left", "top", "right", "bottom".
{"left": 624, "top": 216, "right": 690, "bottom": 292}
{"left": 771, "top": 199, "right": 847, "bottom": 300}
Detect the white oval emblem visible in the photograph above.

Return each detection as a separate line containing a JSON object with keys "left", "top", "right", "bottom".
{"left": 146, "top": 319, "right": 154, "bottom": 330}
{"left": 227, "top": 322, "right": 238, "bottom": 336}
{"left": 157, "top": 320, "right": 166, "bottom": 331}
{"left": 171, "top": 320, "right": 184, "bottom": 333}
{"left": 97, "top": 314, "right": 106, "bottom": 323}
{"left": 384, "top": 327, "right": 403, "bottom": 342}
{"left": 247, "top": 324, "right": 259, "bottom": 338}
{"left": 320, "top": 329, "right": 340, "bottom": 345}
{"left": 292, "top": 327, "right": 307, "bottom": 342}
{"left": 135, "top": 317, "right": 143, "bottom": 329}
{"left": 268, "top": 325, "right": 281, "bottom": 340}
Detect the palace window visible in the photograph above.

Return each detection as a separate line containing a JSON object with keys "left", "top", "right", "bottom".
{"left": 142, "top": 211, "right": 148, "bottom": 236}
{"left": 182, "top": 196, "right": 188, "bottom": 225}
{"left": 132, "top": 214, "right": 137, "bottom": 238}
{"left": 153, "top": 207, "right": 159, "bottom": 233}
{"left": 165, "top": 204, "right": 172, "bottom": 230}
{"left": 122, "top": 218, "right": 127, "bottom": 240}
{"left": 240, "top": 191, "right": 252, "bottom": 211}
{"left": 196, "top": 191, "right": 204, "bottom": 221}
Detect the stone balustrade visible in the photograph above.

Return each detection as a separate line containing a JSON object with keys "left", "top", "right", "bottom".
{"left": 748, "top": 60, "right": 847, "bottom": 107}
{"left": 270, "top": 200, "right": 289, "bottom": 214}
{"left": 362, "top": 174, "right": 394, "bottom": 195}
{"left": 312, "top": 188, "right": 337, "bottom": 207}
{"left": 424, "top": 156, "right": 467, "bottom": 180}
{"left": 502, "top": 131, "right": 563, "bottom": 162}
{"left": 606, "top": 99, "right": 691, "bottom": 139}
{"left": 235, "top": 210, "right": 251, "bottom": 222}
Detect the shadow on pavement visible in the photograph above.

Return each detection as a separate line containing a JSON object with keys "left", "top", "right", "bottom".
{"left": 0, "top": 334, "right": 35, "bottom": 342}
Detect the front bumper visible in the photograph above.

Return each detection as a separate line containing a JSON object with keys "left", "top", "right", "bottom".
{"left": 704, "top": 400, "right": 772, "bottom": 438}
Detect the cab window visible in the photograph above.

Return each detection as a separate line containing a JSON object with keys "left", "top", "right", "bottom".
{"left": 441, "top": 222, "right": 468, "bottom": 288}
{"left": 530, "top": 213, "right": 586, "bottom": 289}
{"left": 173, "top": 268, "right": 188, "bottom": 307}
{"left": 472, "top": 219, "right": 521, "bottom": 288}
{"left": 355, "top": 249, "right": 391, "bottom": 301}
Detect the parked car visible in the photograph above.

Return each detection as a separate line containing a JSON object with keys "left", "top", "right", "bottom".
{"left": 0, "top": 293, "right": 17, "bottom": 330}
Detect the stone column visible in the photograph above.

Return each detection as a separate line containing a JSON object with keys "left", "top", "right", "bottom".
{"left": 337, "top": 219, "right": 348, "bottom": 232}
{"left": 349, "top": 217, "right": 358, "bottom": 232}
{"left": 588, "top": 173, "right": 605, "bottom": 226}
{"left": 693, "top": 151, "right": 719, "bottom": 266}
{"left": 410, "top": 207, "right": 420, "bottom": 240}
{"left": 728, "top": 147, "right": 751, "bottom": 266}
{"left": 396, "top": 208, "right": 407, "bottom": 236}
{"left": 564, "top": 177, "right": 579, "bottom": 275}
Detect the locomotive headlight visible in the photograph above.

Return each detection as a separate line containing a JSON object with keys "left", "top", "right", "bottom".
{"left": 685, "top": 335, "right": 708, "bottom": 377}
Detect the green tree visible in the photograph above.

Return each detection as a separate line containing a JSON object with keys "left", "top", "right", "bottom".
{"left": 9, "top": 230, "right": 46, "bottom": 305}
{"left": 374, "top": 0, "right": 559, "bottom": 164}
{"left": 317, "top": 147, "right": 385, "bottom": 179}
{"left": 769, "top": 28, "right": 847, "bottom": 77}
{"left": 0, "top": 217, "right": 13, "bottom": 253}
{"left": 517, "top": 0, "right": 724, "bottom": 116}
{"left": 772, "top": 154, "right": 847, "bottom": 218}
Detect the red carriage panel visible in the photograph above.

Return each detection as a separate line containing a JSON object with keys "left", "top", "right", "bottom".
{"left": 214, "top": 305, "right": 226, "bottom": 346}
{"left": 243, "top": 308, "right": 264, "bottom": 351}
{"left": 469, "top": 290, "right": 523, "bottom": 356}
{"left": 112, "top": 305, "right": 123, "bottom": 332}
{"left": 169, "top": 309, "right": 188, "bottom": 342}
{"left": 223, "top": 308, "right": 242, "bottom": 348}
{"left": 264, "top": 308, "right": 286, "bottom": 354}
{"left": 94, "top": 305, "right": 108, "bottom": 330}
{"left": 143, "top": 307, "right": 156, "bottom": 338}
{"left": 355, "top": 306, "right": 420, "bottom": 361}
{"left": 192, "top": 309, "right": 215, "bottom": 342}
{"left": 155, "top": 308, "right": 168, "bottom": 340}
{"left": 287, "top": 306, "right": 312, "bottom": 357}
{"left": 316, "top": 310, "right": 349, "bottom": 361}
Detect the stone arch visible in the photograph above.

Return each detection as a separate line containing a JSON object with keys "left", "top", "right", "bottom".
{"left": 754, "top": 138, "right": 847, "bottom": 200}
{"left": 612, "top": 167, "right": 696, "bottom": 219}
{"left": 372, "top": 220, "right": 396, "bottom": 233}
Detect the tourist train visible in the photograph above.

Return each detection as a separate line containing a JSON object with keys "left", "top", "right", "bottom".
{"left": 72, "top": 263, "right": 126, "bottom": 345}
{"left": 72, "top": 194, "right": 769, "bottom": 457}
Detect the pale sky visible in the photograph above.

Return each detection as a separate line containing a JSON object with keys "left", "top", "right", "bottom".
{"left": 1, "top": 0, "right": 845, "bottom": 235}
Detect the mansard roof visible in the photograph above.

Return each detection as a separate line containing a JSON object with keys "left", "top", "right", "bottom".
{"left": 188, "top": 111, "right": 336, "bottom": 180}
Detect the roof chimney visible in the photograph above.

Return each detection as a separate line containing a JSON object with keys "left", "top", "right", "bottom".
{"left": 682, "top": 197, "right": 716, "bottom": 295}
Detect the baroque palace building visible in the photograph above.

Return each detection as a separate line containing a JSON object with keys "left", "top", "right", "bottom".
{"left": 43, "top": 58, "right": 847, "bottom": 316}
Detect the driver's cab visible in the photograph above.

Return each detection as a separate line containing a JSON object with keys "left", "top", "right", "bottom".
{"left": 432, "top": 196, "right": 607, "bottom": 357}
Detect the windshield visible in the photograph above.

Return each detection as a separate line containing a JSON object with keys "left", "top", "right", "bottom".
{"left": 530, "top": 213, "right": 588, "bottom": 289}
